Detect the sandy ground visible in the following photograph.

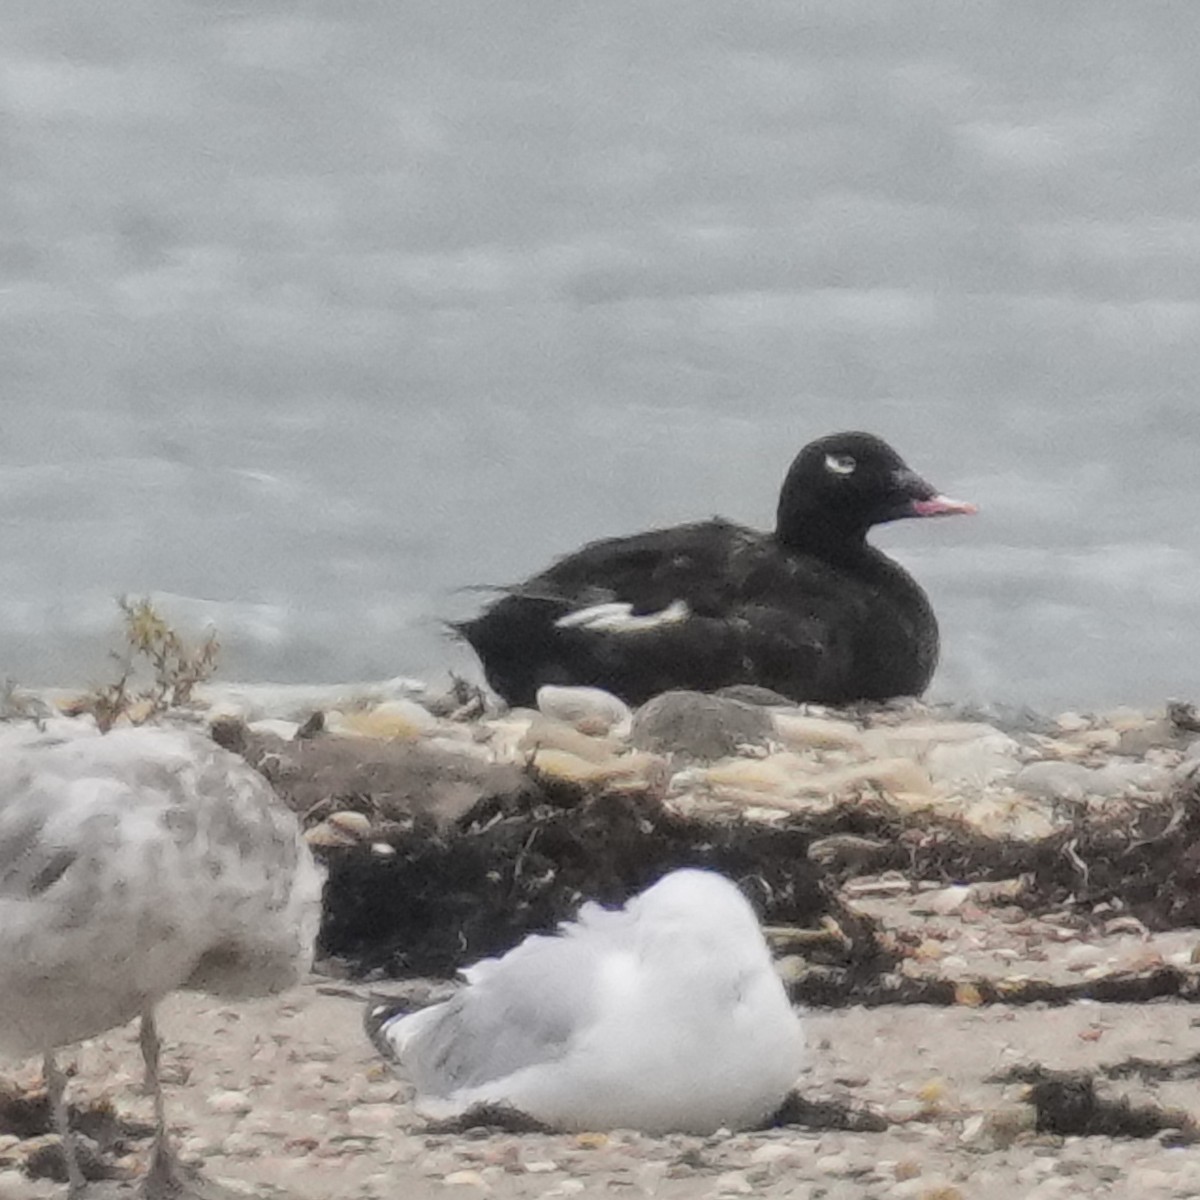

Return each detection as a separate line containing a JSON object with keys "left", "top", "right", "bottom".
{"left": 6, "top": 896, "right": 1200, "bottom": 1200}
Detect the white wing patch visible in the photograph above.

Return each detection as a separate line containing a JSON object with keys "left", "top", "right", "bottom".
{"left": 555, "top": 600, "right": 690, "bottom": 634}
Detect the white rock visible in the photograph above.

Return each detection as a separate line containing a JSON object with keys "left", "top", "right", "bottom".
{"left": 1019, "top": 758, "right": 1167, "bottom": 800}
{"left": 910, "top": 885, "right": 971, "bottom": 916}
{"left": 519, "top": 715, "right": 622, "bottom": 763}
{"left": 1076, "top": 728, "right": 1121, "bottom": 752}
{"left": 478, "top": 714, "right": 536, "bottom": 762}
{"left": 0, "top": 1168, "right": 40, "bottom": 1200}
{"left": 959, "top": 1114, "right": 986, "bottom": 1144}
{"left": 327, "top": 810, "right": 372, "bottom": 838}
{"left": 1015, "top": 761, "right": 1094, "bottom": 802}
{"left": 536, "top": 685, "right": 632, "bottom": 735}
{"left": 861, "top": 721, "right": 1010, "bottom": 758}
{"left": 327, "top": 698, "right": 441, "bottom": 738}
{"left": 771, "top": 712, "right": 862, "bottom": 751}
{"left": 952, "top": 794, "right": 1063, "bottom": 841}
{"left": 442, "top": 1170, "right": 490, "bottom": 1188}
{"left": 199, "top": 676, "right": 426, "bottom": 722}
{"left": 924, "top": 734, "right": 1021, "bottom": 788}
{"left": 304, "top": 821, "right": 357, "bottom": 848}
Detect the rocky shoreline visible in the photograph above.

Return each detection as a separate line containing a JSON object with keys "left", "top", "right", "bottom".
{"left": 4, "top": 676, "right": 1200, "bottom": 1197}
{"left": 8, "top": 674, "right": 1200, "bottom": 990}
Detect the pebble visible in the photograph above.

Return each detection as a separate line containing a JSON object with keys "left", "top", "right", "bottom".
{"left": 1103, "top": 706, "right": 1153, "bottom": 731}
{"left": 820, "top": 758, "right": 934, "bottom": 800}
{"left": 1064, "top": 943, "right": 1106, "bottom": 971}
{"left": 220, "top": 1131, "right": 263, "bottom": 1157}
{"left": 861, "top": 720, "right": 1010, "bottom": 756}
{"left": 1091, "top": 761, "right": 1170, "bottom": 794}
{"left": 518, "top": 714, "right": 622, "bottom": 763}
{"left": 328, "top": 810, "right": 373, "bottom": 838}
{"left": 530, "top": 747, "right": 663, "bottom": 790}
{"left": 1016, "top": 1158, "right": 1059, "bottom": 1184}
{"left": 0, "top": 1169, "right": 41, "bottom": 1200}
{"left": 1014, "top": 760, "right": 1094, "bottom": 801}
{"left": 304, "top": 821, "right": 359, "bottom": 848}
{"left": 1055, "top": 712, "right": 1089, "bottom": 733}
{"left": 711, "top": 1170, "right": 754, "bottom": 1195}
{"left": 813, "top": 1153, "right": 852, "bottom": 1174}
{"left": 924, "top": 733, "right": 1021, "bottom": 787}
{"left": 536, "top": 685, "right": 632, "bottom": 736}
{"left": 771, "top": 712, "right": 862, "bottom": 751}
{"left": 207, "top": 1089, "right": 253, "bottom": 1115}
{"left": 885, "top": 1099, "right": 927, "bottom": 1123}
{"left": 348, "top": 1104, "right": 400, "bottom": 1134}
{"left": 329, "top": 699, "right": 442, "bottom": 740}
{"left": 199, "top": 677, "right": 426, "bottom": 723}
{"left": 1075, "top": 727, "right": 1122, "bottom": 752}
{"left": 949, "top": 794, "right": 1060, "bottom": 840}
{"left": 631, "top": 691, "right": 774, "bottom": 761}
{"left": 887, "top": 1180, "right": 929, "bottom": 1199}
{"left": 910, "top": 885, "right": 971, "bottom": 916}
{"left": 748, "top": 1143, "right": 798, "bottom": 1166}
{"left": 442, "top": 1169, "right": 490, "bottom": 1188}
{"left": 542, "top": 1182, "right": 585, "bottom": 1196}
{"left": 1013, "top": 758, "right": 1167, "bottom": 801}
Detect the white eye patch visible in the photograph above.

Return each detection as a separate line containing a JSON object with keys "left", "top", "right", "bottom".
{"left": 824, "top": 453, "right": 857, "bottom": 475}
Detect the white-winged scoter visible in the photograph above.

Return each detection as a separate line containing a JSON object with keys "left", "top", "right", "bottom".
{"left": 456, "top": 431, "right": 975, "bottom": 707}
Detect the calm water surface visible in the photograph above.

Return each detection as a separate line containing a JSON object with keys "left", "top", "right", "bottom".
{"left": 3, "top": 4, "right": 1199, "bottom": 710}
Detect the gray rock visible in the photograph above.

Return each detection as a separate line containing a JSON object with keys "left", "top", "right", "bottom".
{"left": 934, "top": 700, "right": 1058, "bottom": 736}
{"left": 923, "top": 731, "right": 1022, "bottom": 789}
{"left": 1015, "top": 761, "right": 1098, "bottom": 802}
{"left": 1016, "top": 758, "right": 1169, "bottom": 801}
{"left": 1090, "top": 761, "right": 1169, "bottom": 794}
{"left": 631, "top": 690, "right": 773, "bottom": 761}
{"left": 1116, "top": 718, "right": 1191, "bottom": 756}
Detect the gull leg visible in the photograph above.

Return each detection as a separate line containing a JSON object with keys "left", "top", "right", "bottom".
{"left": 138, "top": 1007, "right": 182, "bottom": 1198}
{"left": 44, "top": 1049, "right": 87, "bottom": 1198}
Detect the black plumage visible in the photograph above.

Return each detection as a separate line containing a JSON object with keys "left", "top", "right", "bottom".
{"left": 456, "top": 431, "right": 975, "bottom": 707}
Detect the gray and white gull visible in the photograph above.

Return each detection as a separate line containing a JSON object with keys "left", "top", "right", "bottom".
{"left": 0, "top": 723, "right": 324, "bottom": 1197}
{"left": 370, "top": 868, "right": 805, "bottom": 1134}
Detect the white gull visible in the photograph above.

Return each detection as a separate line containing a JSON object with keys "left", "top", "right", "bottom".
{"left": 0, "top": 723, "right": 324, "bottom": 1197}
{"left": 371, "top": 868, "right": 805, "bottom": 1134}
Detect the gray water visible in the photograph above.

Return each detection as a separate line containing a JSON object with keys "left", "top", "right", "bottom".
{"left": 3, "top": 3, "right": 1200, "bottom": 710}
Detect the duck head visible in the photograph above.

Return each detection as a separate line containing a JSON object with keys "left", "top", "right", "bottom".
{"left": 775, "top": 431, "right": 976, "bottom": 554}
